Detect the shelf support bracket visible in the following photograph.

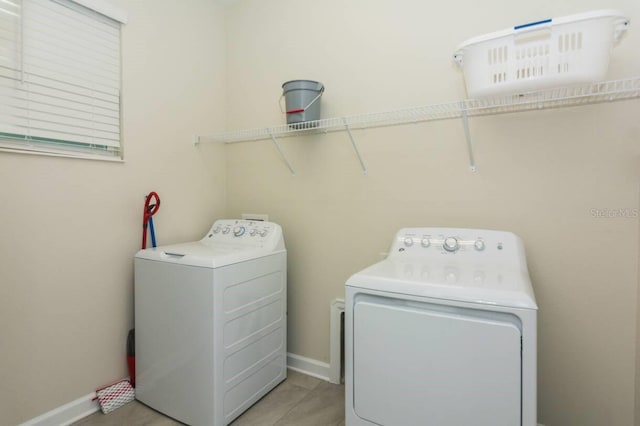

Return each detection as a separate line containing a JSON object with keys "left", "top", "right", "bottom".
{"left": 343, "top": 118, "right": 367, "bottom": 175}
{"left": 460, "top": 103, "right": 477, "bottom": 172}
{"left": 269, "top": 131, "right": 296, "bottom": 176}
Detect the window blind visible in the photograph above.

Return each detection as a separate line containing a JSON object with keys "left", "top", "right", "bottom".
{"left": 0, "top": 0, "right": 124, "bottom": 159}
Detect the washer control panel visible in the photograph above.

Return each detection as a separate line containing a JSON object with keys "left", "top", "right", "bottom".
{"left": 202, "top": 219, "right": 280, "bottom": 247}
{"left": 391, "top": 227, "right": 519, "bottom": 260}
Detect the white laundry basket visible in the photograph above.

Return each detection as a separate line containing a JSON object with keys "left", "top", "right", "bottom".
{"left": 453, "top": 10, "right": 630, "bottom": 98}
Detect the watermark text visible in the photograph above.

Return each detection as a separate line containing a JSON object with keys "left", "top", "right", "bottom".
{"left": 590, "top": 208, "right": 638, "bottom": 219}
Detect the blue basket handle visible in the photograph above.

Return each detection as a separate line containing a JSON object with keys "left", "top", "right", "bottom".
{"left": 513, "top": 18, "right": 553, "bottom": 41}
{"left": 514, "top": 18, "right": 552, "bottom": 31}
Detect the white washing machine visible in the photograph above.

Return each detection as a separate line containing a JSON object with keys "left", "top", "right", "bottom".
{"left": 134, "top": 219, "right": 286, "bottom": 426}
{"left": 345, "top": 227, "right": 537, "bottom": 426}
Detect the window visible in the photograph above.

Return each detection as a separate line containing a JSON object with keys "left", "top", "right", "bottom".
{"left": 0, "top": 0, "right": 126, "bottom": 160}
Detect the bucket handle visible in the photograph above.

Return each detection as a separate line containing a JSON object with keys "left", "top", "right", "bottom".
{"left": 279, "top": 86, "right": 325, "bottom": 114}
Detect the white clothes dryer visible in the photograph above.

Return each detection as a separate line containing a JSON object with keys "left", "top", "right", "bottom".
{"left": 135, "top": 219, "right": 286, "bottom": 426}
{"left": 345, "top": 228, "right": 537, "bottom": 426}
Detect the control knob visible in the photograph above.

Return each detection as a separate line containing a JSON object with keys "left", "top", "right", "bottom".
{"left": 222, "top": 226, "right": 231, "bottom": 234}
{"left": 403, "top": 237, "right": 414, "bottom": 247}
{"left": 249, "top": 229, "right": 257, "bottom": 236}
{"left": 443, "top": 237, "right": 459, "bottom": 252}
{"left": 259, "top": 229, "right": 268, "bottom": 237}
{"left": 474, "top": 239, "right": 485, "bottom": 251}
{"left": 421, "top": 238, "right": 430, "bottom": 248}
{"left": 233, "top": 226, "right": 245, "bottom": 237}
{"left": 213, "top": 226, "right": 221, "bottom": 234}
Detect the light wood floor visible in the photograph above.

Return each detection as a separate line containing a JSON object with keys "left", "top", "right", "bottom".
{"left": 73, "top": 370, "right": 345, "bottom": 426}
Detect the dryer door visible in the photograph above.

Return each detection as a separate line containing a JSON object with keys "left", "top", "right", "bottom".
{"left": 353, "top": 295, "right": 522, "bottom": 426}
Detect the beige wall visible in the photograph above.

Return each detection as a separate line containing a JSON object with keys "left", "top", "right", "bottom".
{"left": 4, "top": 1, "right": 640, "bottom": 425}
{"left": 222, "top": 1, "right": 640, "bottom": 425}
{"left": 0, "top": 1, "right": 227, "bottom": 424}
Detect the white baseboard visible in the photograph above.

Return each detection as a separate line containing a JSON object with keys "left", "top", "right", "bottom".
{"left": 286, "top": 352, "right": 330, "bottom": 382}
{"left": 19, "top": 392, "right": 100, "bottom": 426}
{"left": 21, "top": 353, "right": 335, "bottom": 426}
{"left": 25, "top": 358, "right": 539, "bottom": 426}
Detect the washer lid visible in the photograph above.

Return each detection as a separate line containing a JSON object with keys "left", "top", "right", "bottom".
{"left": 135, "top": 219, "right": 286, "bottom": 268}
{"left": 135, "top": 241, "right": 284, "bottom": 268}
{"left": 346, "top": 258, "right": 537, "bottom": 309}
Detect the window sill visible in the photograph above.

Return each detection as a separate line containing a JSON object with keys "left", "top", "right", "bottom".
{"left": 0, "top": 146, "right": 124, "bottom": 163}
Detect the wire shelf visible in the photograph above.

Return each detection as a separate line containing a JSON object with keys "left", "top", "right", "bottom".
{"left": 198, "top": 76, "right": 640, "bottom": 144}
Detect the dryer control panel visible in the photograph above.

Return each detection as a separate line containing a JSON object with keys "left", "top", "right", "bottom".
{"left": 350, "top": 227, "right": 537, "bottom": 309}
{"left": 390, "top": 227, "right": 524, "bottom": 264}
{"left": 201, "top": 219, "right": 283, "bottom": 250}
